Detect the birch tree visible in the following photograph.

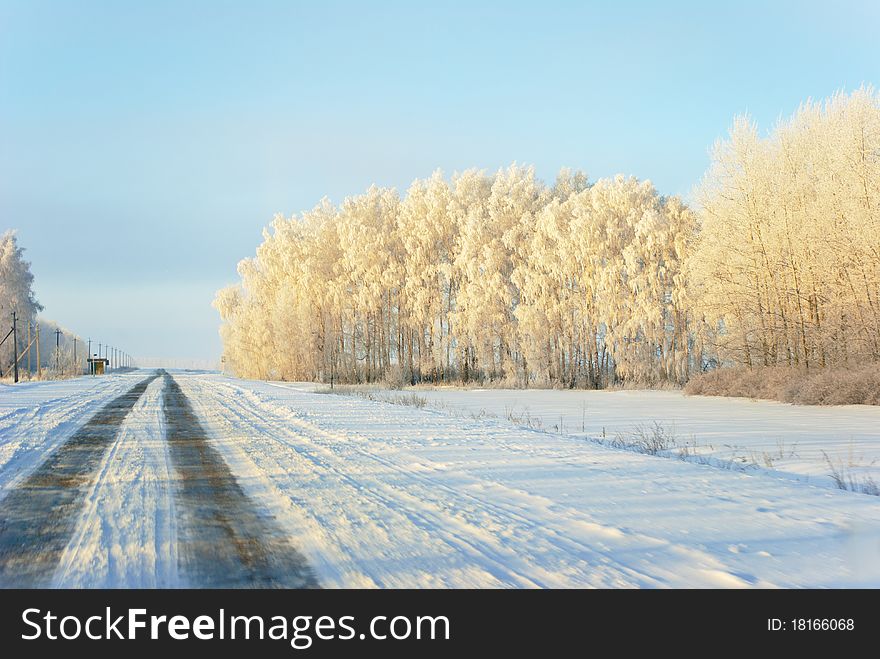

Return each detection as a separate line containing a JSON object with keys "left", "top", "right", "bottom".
{"left": 0, "top": 231, "right": 42, "bottom": 372}
{"left": 214, "top": 167, "right": 704, "bottom": 386}
{"left": 692, "top": 87, "right": 880, "bottom": 369}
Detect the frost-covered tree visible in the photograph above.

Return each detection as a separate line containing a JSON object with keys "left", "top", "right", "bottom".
{"left": 691, "top": 87, "right": 880, "bottom": 369}
{"left": 512, "top": 175, "right": 696, "bottom": 386}
{"left": 0, "top": 231, "right": 42, "bottom": 373}
{"left": 398, "top": 171, "right": 457, "bottom": 383}
{"left": 454, "top": 164, "right": 548, "bottom": 382}
{"left": 215, "top": 165, "right": 697, "bottom": 386}
{"left": 34, "top": 318, "right": 84, "bottom": 375}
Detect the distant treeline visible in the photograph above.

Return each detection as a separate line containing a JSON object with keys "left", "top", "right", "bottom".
{"left": 1, "top": 231, "right": 87, "bottom": 379}
{"left": 215, "top": 88, "right": 880, "bottom": 388}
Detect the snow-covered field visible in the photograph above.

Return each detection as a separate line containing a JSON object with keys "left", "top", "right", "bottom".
{"left": 2, "top": 371, "right": 880, "bottom": 588}
{"left": 188, "top": 374, "right": 880, "bottom": 587}
{"left": 308, "top": 386, "right": 880, "bottom": 494}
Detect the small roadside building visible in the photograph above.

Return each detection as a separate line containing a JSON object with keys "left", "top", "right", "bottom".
{"left": 87, "top": 356, "right": 109, "bottom": 375}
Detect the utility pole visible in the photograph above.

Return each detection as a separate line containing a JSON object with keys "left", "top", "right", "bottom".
{"left": 55, "top": 328, "right": 62, "bottom": 376}
{"left": 27, "top": 319, "right": 31, "bottom": 376}
{"left": 36, "top": 323, "right": 41, "bottom": 379}
{"left": 73, "top": 338, "right": 77, "bottom": 374}
{"left": 12, "top": 312, "right": 19, "bottom": 384}
{"left": 88, "top": 338, "right": 92, "bottom": 375}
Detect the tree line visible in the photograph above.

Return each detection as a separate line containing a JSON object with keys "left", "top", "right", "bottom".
{"left": 691, "top": 88, "right": 880, "bottom": 370}
{"left": 0, "top": 231, "right": 41, "bottom": 376}
{"left": 1, "top": 231, "right": 89, "bottom": 379}
{"left": 215, "top": 87, "right": 880, "bottom": 387}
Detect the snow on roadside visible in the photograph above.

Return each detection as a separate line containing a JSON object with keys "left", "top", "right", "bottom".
{"left": 0, "top": 374, "right": 144, "bottom": 498}
{"left": 308, "top": 386, "right": 880, "bottom": 493}
{"left": 51, "top": 376, "right": 181, "bottom": 588}
{"left": 179, "top": 373, "right": 880, "bottom": 588}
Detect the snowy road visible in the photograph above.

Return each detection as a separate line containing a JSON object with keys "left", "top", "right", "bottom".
{"left": 161, "top": 372, "right": 317, "bottom": 588}
{"left": 1, "top": 370, "right": 879, "bottom": 588}
{"left": 0, "top": 373, "right": 160, "bottom": 586}
{"left": 0, "top": 371, "right": 317, "bottom": 588}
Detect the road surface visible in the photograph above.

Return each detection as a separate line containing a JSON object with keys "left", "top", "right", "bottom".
{"left": 1, "top": 369, "right": 879, "bottom": 588}
{"left": 0, "top": 370, "right": 316, "bottom": 588}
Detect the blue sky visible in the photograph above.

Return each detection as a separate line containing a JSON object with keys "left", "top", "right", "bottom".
{"left": 1, "top": 0, "right": 878, "bottom": 362}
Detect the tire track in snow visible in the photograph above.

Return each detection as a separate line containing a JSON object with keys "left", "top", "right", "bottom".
{"left": 161, "top": 372, "right": 318, "bottom": 588}
{"left": 179, "top": 377, "right": 643, "bottom": 587}
{"left": 186, "top": 377, "right": 760, "bottom": 588}
{"left": 185, "top": 378, "right": 613, "bottom": 586}
{"left": 0, "top": 377, "right": 138, "bottom": 497}
{"left": 50, "top": 377, "right": 180, "bottom": 587}
{"left": 0, "top": 373, "right": 161, "bottom": 587}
